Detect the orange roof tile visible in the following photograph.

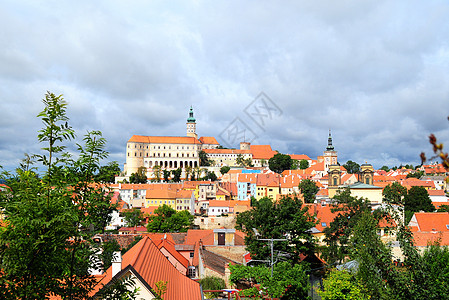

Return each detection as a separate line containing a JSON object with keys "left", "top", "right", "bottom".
{"left": 199, "top": 136, "right": 219, "bottom": 145}
{"left": 428, "top": 189, "right": 445, "bottom": 196}
{"left": 250, "top": 145, "right": 277, "bottom": 160}
{"left": 92, "top": 237, "right": 201, "bottom": 300}
{"left": 184, "top": 229, "right": 215, "bottom": 246}
{"left": 157, "top": 238, "right": 189, "bottom": 269}
{"left": 289, "top": 154, "right": 311, "bottom": 161}
{"left": 413, "top": 231, "right": 449, "bottom": 247}
{"left": 413, "top": 212, "right": 449, "bottom": 232}
{"left": 128, "top": 135, "right": 201, "bottom": 145}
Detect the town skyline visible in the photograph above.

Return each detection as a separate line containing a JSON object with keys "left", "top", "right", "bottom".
{"left": 1, "top": 1, "right": 449, "bottom": 172}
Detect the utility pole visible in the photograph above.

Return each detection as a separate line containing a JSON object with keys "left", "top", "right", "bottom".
{"left": 257, "top": 238, "right": 288, "bottom": 277}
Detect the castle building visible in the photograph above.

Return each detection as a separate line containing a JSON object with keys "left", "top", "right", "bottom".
{"left": 124, "top": 108, "right": 219, "bottom": 178}
{"left": 323, "top": 130, "right": 337, "bottom": 172}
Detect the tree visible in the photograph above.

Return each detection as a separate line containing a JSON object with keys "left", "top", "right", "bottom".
{"left": 380, "top": 165, "right": 390, "bottom": 172}
{"left": 404, "top": 186, "right": 435, "bottom": 224}
{"left": 122, "top": 208, "right": 145, "bottom": 227}
{"left": 291, "top": 159, "right": 299, "bottom": 170}
{"left": 322, "top": 188, "right": 375, "bottom": 264}
{"left": 298, "top": 179, "right": 319, "bottom": 203}
{"left": 129, "top": 166, "right": 147, "bottom": 183}
{"left": 152, "top": 165, "right": 162, "bottom": 182}
{"left": 299, "top": 159, "right": 309, "bottom": 170}
{"left": 203, "top": 170, "right": 217, "bottom": 181}
{"left": 229, "top": 261, "right": 309, "bottom": 300}
{"left": 198, "top": 276, "right": 226, "bottom": 298}
{"left": 406, "top": 170, "right": 424, "bottom": 178}
{"left": 96, "top": 161, "right": 121, "bottom": 183}
{"left": 318, "top": 269, "right": 368, "bottom": 300}
{"left": 268, "top": 153, "right": 292, "bottom": 174}
{"left": 220, "top": 166, "right": 230, "bottom": 175}
{"left": 184, "top": 165, "right": 192, "bottom": 180}
{"left": 235, "top": 195, "right": 316, "bottom": 264}
{"left": 199, "top": 150, "right": 212, "bottom": 166}
{"left": 236, "top": 154, "right": 253, "bottom": 168}
{"left": 383, "top": 181, "right": 407, "bottom": 204}
{"left": 171, "top": 168, "right": 182, "bottom": 182}
{"left": 100, "top": 239, "right": 121, "bottom": 271}
{"left": 0, "top": 92, "right": 126, "bottom": 299}
{"left": 147, "top": 204, "right": 194, "bottom": 233}
{"left": 162, "top": 169, "right": 171, "bottom": 182}
{"left": 343, "top": 160, "right": 360, "bottom": 174}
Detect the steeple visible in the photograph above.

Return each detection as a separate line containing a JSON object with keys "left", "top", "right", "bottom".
{"left": 186, "top": 106, "right": 197, "bottom": 138}
{"left": 326, "top": 129, "right": 334, "bottom": 151}
{"left": 187, "top": 106, "right": 196, "bottom": 123}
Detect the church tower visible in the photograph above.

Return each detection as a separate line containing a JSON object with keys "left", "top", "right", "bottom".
{"left": 323, "top": 130, "right": 338, "bottom": 172}
{"left": 186, "top": 106, "right": 197, "bottom": 139}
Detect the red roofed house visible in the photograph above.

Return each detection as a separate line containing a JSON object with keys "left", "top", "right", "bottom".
{"left": 91, "top": 236, "right": 202, "bottom": 299}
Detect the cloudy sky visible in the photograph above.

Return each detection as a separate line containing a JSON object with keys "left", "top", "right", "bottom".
{"left": 1, "top": 0, "right": 449, "bottom": 172}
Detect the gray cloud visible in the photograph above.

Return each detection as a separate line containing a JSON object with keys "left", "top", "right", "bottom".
{"left": 1, "top": 0, "right": 449, "bottom": 172}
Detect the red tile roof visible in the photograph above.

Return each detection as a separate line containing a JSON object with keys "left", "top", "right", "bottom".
{"left": 250, "top": 145, "right": 277, "bottom": 160}
{"left": 199, "top": 136, "right": 219, "bottom": 144}
{"left": 156, "top": 238, "right": 189, "bottom": 269}
{"left": 128, "top": 135, "right": 201, "bottom": 145}
{"left": 93, "top": 236, "right": 202, "bottom": 300}
{"left": 413, "top": 231, "right": 449, "bottom": 247}
{"left": 412, "top": 212, "right": 449, "bottom": 232}
{"left": 289, "top": 154, "right": 311, "bottom": 161}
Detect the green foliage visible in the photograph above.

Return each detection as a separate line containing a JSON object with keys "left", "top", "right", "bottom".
{"left": 100, "top": 239, "right": 121, "bottom": 271}
{"left": 318, "top": 269, "right": 368, "bottom": 300}
{"left": 236, "top": 195, "right": 316, "bottom": 264}
{"left": 0, "top": 92, "right": 126, "bottom": 299}
{"left": 163, "top": 169, "right": 171, "bottom": 182}
{"left": 171, "top": 168, "right": 182, "bottom": 182}
{"left": 220, "top": 166, "right": 231, "bottom": 175}
{"left": 152, "top": 165, "right": 162, "bottom": 182}
{"left": 323, "top": 188, "right": 375, "bottom": 264}
{"left": 199, "top": 276, "right": 226, "bottom": 298}
{"left": 129, "top": 166, "right": 147, "bottom": 183}
{"left": 380, "top": 165, "right": 390, "bottom": 172}
{"left": 382, "top": 181, "right": 407, "bottom": 204}
{"left": 199, "top": 150, "right": 212, "bottom": 166}
{"left": 203, "top": 170, "right": 217, "bottom": 181}
{"left": 96, "top": 161, "right": 121, "bottom": 183}
{"left": 122, "top": 208, "right": 145, "bottom": 227}
{"left": 404, "top": 186, "right": 435, "bottom": 223}
{"left": 154, "top": 280, "right": 168, "bottom": 300}
{"left": 268, "top": 153, "right": 292, "bottom": 174}
{"left": 236, "top": 154, "right": 253, "bottom": 167}
{"left": 343, "top": 160, "right": 360, "bottom": 174}
{"left": 421, "top": 242, "right": 449, "bottom": 298}
{"left": 406, "top": 170, "right": 424, "bottom": 178}
{"left": 95, "top": 274, "right": 139, "bottom": 300}
{"left": 147, "top": 204, "right": 193, "bottom": 232}
{"left": 229, "top": 262, "right": 310, "bottom": 299}
{"left": 437, "top": 204, "right": 449, "bottom": 212}
{"left": 121, "top": 235, "right": 143, "bottom": 255}
{"left": 299, "top": 159, "right": 310, "bottom": 170}
{"left": 291, "top": 159, "right": 299, "bottom": 170}
{"left": 299, "top": 179, "right": 319, "bottom": 203}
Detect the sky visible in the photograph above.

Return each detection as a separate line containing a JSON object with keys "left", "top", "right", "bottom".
{"left": 1, "top": 0, "right": 449, "bottom": 172}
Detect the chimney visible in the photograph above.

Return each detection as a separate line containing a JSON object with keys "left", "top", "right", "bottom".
{"left": 112, "top": 251, "right": 122, "bottom": 277}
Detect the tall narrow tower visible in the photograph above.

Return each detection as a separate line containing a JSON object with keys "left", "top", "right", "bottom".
{"left": 186, "top": 106, "right": 197, "bottom": 139}
{"left": 323, "top": 130, "right": 337, "bottom": 172}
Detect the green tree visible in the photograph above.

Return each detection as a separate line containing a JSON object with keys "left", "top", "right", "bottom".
{"left": 299, "top": 179, "right": 319, "bottom": 203}
{"left": 406, "top": 170, "right": 424, "bottom": 178}
{"left": 162, "top": 169, "right": 171, "bottom": 182}
{"left": 171, "top": 167, "right": 182, "bottom": 182}
{"left": 147, "top": 205, "right": 194, "bottom": 233}
{"left": 229, "top": 261, "right": 309, "bottom": 300}
{"left": 100, "top": 239, "right": 121, "bottom": 271}
{"left": 299, "top": 159, "right": 309, "bottom": 170}
{"left": 184, "top": 165, "right": 192, "bottom": 180}
{"left": 404, "top": 186, "right": 435, "bottom": 223}
{"left": 129, "top": 166, "right": 147, "bottom": 183}
{"left": 199, "top": 150, "right": 212, "bottom": 166}
{"left": 96, "top": 161, "right": 121, "bottom": 183}
{"left": 437, "top": 204, "right": 449, "bottom": 212}
{"left": 318, "top": 269, "right": 368, "bottom": 300}
{"left": 204, "top": 170, "right": 217, "bottom": 181}
{"left": 383, "top": 181, "right": 407, "bottom": 204}
{"left": 291, "top": 159, "right": 299, "bottom": 170}
{"left": 380, "top": 165, "right": 390, "bottom": 172}
{"left": 236, "top": 196, "right": 316, "bottom": 264}
{"left": 268, "top": 153, "right": 293, "bottom": 174}
{"left": 122, "top": 208, "right": 145, "bottom": 227}
{"left": 343, "top": 160, "right": 360, "bottom": 174}
{"left": 220, "top": 166, "right": 230, "bottom": 175}
{"left": 152, "top": 165, "right": 162, "bottom": 182}
{"left": 0, "top": 92, "right": 126, "bottom": 299}
{"left": 323, "top": 188, "right": 374, "bottom": 264}
{"left": 198, "top": 276, "right": 226, "bottom": 298}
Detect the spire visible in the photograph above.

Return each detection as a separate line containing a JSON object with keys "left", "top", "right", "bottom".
{"left": 187, "top": 106, "right": 196, "bottom": 123}
{"left": 326, "top": 129, "right": 334, "bottom": 151}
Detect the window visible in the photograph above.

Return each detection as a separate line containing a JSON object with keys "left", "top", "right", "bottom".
{"left": 188, "top": 266, "right": 196, "bottom": 278}
{"left": 190, "top": 252, "right": 194, "bottom": 258}
{"left": 321, "top": 222, "right": 327, "bottom": 227}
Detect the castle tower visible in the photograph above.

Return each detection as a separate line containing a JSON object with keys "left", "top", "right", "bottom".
{"left": 186, "top": 106, "right": 197, "bottom": 139}
{"left": 323, "top": 130, "right": 337, "bottom": 172}
{"left": 328, "top": 164, "right": 342, "bottom": 198}
{"left": 359, "top": 163, "right": 374, "bottom": 185}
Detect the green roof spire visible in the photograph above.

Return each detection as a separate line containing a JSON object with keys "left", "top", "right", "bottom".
{"left": 187, "top": 106, "right": 196, "bottom": 123}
